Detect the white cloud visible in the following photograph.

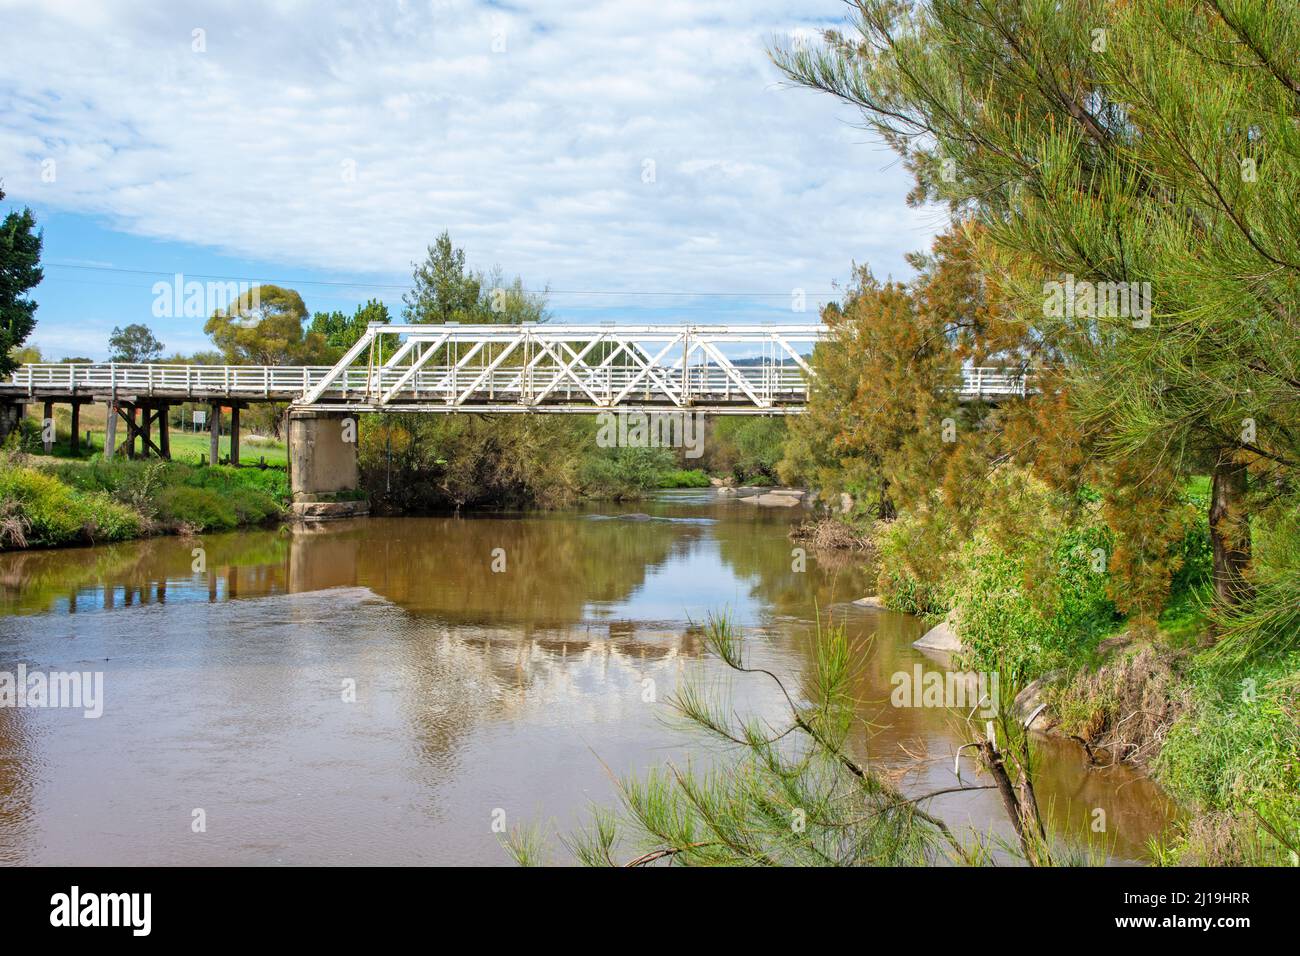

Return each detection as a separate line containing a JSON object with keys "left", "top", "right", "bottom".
{"left": 0, "top": 0, "right": 939, "bottom": 307}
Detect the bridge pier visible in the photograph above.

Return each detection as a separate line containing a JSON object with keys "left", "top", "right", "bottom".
{"left": 0, "top": 401, "right": 22, "bottom": 444}
{"left": 204, "top": 403, "right": 244, "bottom": 465}
{"left": 69, "top": 400, "right": 81, "bottom": 454}
{"left": 106, "top": 400, "right": 170, "bottom": 460}
{"left": 105, "top": 401, "right": 118, "bottom": 458}
{"left": 287, "top": 409, "right": 368, "bottom": 520}
{"left": 209, "top": 402, "right": 220, "bottom": 464}
{"left": 230, "top": 406, "right": 240, "bottom": 466}
{"left": 41, "top": 400, "right": 54, "bottom": 453}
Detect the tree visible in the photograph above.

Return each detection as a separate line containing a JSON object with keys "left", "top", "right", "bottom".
{"left": 782, "top": 270, "right": 940, "bottom": 519}
{"left": 403, "top": 231, "right": 482, "bottom": 324}
{"left": 204, "top": 284, "right": 329, "bottom": 365}
{"left": 711, "top": 417, "right": 787, "bottom": 484}
{"left": 780, "top": 223, "right": 1188, "bottom": 625}
{"left": 309, "top": 298, "right": 391, "bottom": 355}
{"left": 8, "top": 344, "right": 42, "bottom": 365}
{"left": 107, "top": 323, "right": 164, "bottom": 363}
{"left": 355, "top": 233, "right": 571, "bottom": 509}
{"left": 781, "top": 226, "right": 1021, "bottom": 520}
{"left": 403, "top": 231, "right": 548, "bottom": 326}
{"left": 159, "top": 349, "right": 222, "bottom": 365}
{"left": 0, "top": 186, "right": 43, "bottom": 377}
{"left": 477, "top": 266, "right": 549, "bottom": 325}
{"left": 771, "top": 0, "right": 1300, "bottom": 614}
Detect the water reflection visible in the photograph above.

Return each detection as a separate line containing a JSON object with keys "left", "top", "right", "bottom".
{"left": 0, "top": 492, "right": 1175, "bottom": 864}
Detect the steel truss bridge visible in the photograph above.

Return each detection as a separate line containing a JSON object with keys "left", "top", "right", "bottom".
{"left": 2, "top": 323, "right": 1032, "bottom": 415}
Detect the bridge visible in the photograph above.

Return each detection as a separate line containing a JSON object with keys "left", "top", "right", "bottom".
{"left": 0, "top": 323, "right": 1031, "bottom": 517}
{"left": 2, "top": 322, "right": 1031, "bottom": 413}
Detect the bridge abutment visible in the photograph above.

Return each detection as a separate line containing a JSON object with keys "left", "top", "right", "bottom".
{"left": 287, "top": 409, "right": 369, "bottom": 520}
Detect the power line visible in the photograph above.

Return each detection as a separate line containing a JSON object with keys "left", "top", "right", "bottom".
{"left": 44, "top": 261, "right": 843, "bottom": 298}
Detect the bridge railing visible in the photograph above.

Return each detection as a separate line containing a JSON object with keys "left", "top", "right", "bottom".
{"left": 7, "top": 363, "right": 331, "bottom": 395}
{"left": 4, "top": 362, "right": 812, "bottom": 399}
{"left": 5, "top": 362, "right": 1033, "bottom": 405}
{"left": 954, "top": 367, "right": 1030, "bottom": 399}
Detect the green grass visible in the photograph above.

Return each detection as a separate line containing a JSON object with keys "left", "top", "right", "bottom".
{"left": 1157, "top": 582, "right": 1212, "bottom": 647}
{"left": 0, "top": 452, "right": 288, "bottom": 549}
{"left": 165, "top": 430, "right": 288, "bottom": 466}
{"left": 19, "top": 422, "right": 288, "bottom": 467}
{"left": 1154, "top": 654, "right": 1300, "bottom": 864}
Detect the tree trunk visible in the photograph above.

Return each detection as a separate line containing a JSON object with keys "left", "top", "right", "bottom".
{"left": 1209, "top": 452, "right": 1252, "bottom": 608}
{"left": 976, "top": 737, "right": 1049, "bottom": 866}
{"left": 878, "top": 478, "right": 897, "bottom": 521}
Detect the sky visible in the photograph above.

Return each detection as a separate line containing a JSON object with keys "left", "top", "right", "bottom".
{"left": 0, "top": 0, "right": 944, "bottom": 360}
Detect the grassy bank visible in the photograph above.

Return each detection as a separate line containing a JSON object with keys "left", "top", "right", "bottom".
{"left": 0, "top": 451, "right": 288, "bottom": 550}
{"left": 835, "top": 472, "right": 1299, "bottom": 865}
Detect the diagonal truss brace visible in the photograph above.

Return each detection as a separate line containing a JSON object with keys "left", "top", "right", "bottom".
{"left": 297, "top": 323, "right": 825, "bottom": 410}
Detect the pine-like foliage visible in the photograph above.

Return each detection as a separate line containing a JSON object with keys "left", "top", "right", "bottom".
{"left": 772, "top": 0, "right": 1300, "bottom": 639}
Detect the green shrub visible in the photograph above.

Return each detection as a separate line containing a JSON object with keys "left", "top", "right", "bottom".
{"left": 709, "top": 417, "right": 786, "bottom": 483}
{"left": 873, "top": 512, "right": 952, "bottom": 616}
{"left": 0, "top": 466, "right": 85, "bottom": 546}
{"left": 878, "top": 565, "right": 949, "bottom": 617}
{"left": 580, "top": 446, "right": 676, "bottom": 499}
{"left": 218, "top": 465, "right": 289, "bottom": 503}
{"left": 952, "top": 527, "right": 1117, "bottom": 680}
{"left": 81, "top": 493, "right": 144, "bottom": 541}
{"left": 870, "top": 467, "right": 1118, "bottom": 679}
{"left": 1206, "top": 505, "right": 1300, "bottom": 666}
{"left": 948, "top": 536, "right": 1049, "bottom": 678}
{"left": 1170, "top": 510, "right": 1213, "bottom": 596}
{"left": 47, "top": 458, "right": 285, "bottom": 525}
{"left": 0, "top": 462, "right": 141, "bottom": 548}
{"left": 657, "top": 468, "right": 712, "bottom": 489}
{"left": 1, "top": 455, "right": 284, "bottom": 549}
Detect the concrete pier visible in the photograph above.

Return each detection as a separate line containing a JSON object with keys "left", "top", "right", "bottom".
{"left": 287, "top": 409, "right": 369, "bottom": 519}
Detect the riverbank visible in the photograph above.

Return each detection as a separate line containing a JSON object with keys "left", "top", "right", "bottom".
{"left": 794, "top": 504, "right": 1299, "bottom": 866}
{"left": 1045, "top": 639, "right": 1299, "bottom": 865}
{"left": 0, "top": 442, "right": 777, "bottom": 552}
{"left": 0, "top": 451, "right": 287, "bottom": 549}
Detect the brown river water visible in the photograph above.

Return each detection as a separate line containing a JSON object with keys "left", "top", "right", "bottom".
{"left": 0, "top": 489, "right": 1175, "bottom": 865}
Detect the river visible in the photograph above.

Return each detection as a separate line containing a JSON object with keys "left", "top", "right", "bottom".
{"left": 0, "top": 489, "right": 1175, "bottom": 865}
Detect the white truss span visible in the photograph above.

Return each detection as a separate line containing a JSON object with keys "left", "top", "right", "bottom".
{"left": 3, "top": 323, "right": 1034, "bottom": 413}
{"left": 298, "top": 323, "right": 825, "bottom": 413}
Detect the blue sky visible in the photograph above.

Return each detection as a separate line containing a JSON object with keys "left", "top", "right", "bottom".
{"left": 0, "top": 0, "right": 943, "bottom": 360}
